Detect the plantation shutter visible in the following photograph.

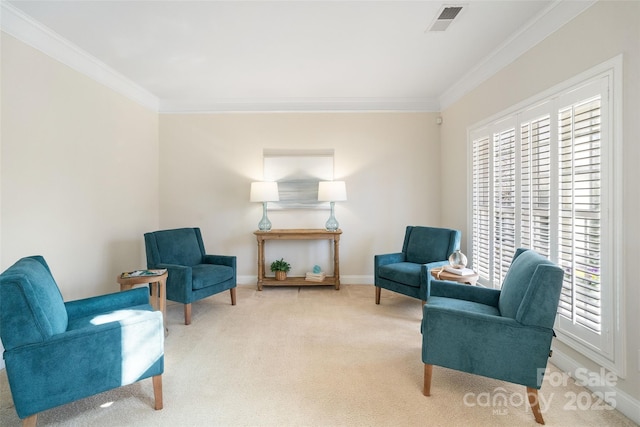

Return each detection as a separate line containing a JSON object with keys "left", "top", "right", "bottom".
{"left": 472, "top": 134, "right": 491, "bottom": 282}
{"left": 557, "top": 96, "right": 602, "bottom": 333}
{"left": 520, "top": 114, "right": 552, "bottom": 257}
{"left": 492, "top": 128, "right": 516, "bottom": 288}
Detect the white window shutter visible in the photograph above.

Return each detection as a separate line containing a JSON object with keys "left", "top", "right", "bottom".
{"left": 472, "top": 135, "right": 491, "bottom": 282}
{"left": 492, "top": 128, "right": 516, "bottom": 288}
{"left": 520, "top": 115, "right": 552, "bottom": 258}
{"left": 557, "top": 96, "right": 602, "bottom": 333}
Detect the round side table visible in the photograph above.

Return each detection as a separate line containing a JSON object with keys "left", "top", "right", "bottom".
{"left": 430, "top": 266, "right": 479, "bottom": 285}
{"left": 117, "top": 270, "right": 168, "bottom": 336}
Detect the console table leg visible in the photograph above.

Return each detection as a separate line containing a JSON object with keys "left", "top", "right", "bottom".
{"left": 334, "top": 236, "right": 340, "bottom": 290}
{"left": 257, "top": 239, "right": 264, "bottom": 291}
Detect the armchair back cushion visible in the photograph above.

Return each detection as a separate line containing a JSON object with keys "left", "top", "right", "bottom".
{"left": 0, "top": 256, "right": 68, "bottom": 350}
{"left": 403, "top": 226, "right": 460, "bottom": 264}
{"left": 498, "top": 248, "right": 564, "bottom": 328}
{"left": 148, "top": 227, "right": 204, "bottom": 266}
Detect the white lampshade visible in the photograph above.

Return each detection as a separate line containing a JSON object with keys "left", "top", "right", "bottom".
{"left": 250, "top": 182, "right": 279, "bottom": 202}
{"left": 318, "top": 181, "right": 347, "bottom": 202}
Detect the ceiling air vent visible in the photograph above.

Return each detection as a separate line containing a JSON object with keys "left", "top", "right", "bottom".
{"left": 428, "top": 6, "right": 463, "bottom": 32}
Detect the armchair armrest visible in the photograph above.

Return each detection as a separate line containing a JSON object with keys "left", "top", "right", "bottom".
{"left": 426, "top": 302, "right": 513, "bottom": 326}
{"left": 423, "top": 260, "right": 451, "bottom": 281}
{"left": 65, "top": 287, "right": 150, "bottom": 320}
{"left": 429, "top": 279, "right": 501, "bottom": 307}
{"left": 424, "top": 260, "right": 450, "bottom": 270}
{"left": 152, "top": 263, "right": 192, "bottom": 301}
{"left": 203, "top": 255, "right": 236, "bottom": 268}
{"left": 423, "top": 303, "right": 552, "bottom": 357}
{"left": 152, "top": 263, "right": 192, "bottom": 277}
{"left": 420, "top": 261, "right": 452, "bottom": 297}
{"left": 374, "top": 252, "right": 406, "bottom": 268}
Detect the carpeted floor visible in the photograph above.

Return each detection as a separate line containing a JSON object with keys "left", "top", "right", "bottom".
{"left": 0, "top": 284, "right": 637, "bottom": 426}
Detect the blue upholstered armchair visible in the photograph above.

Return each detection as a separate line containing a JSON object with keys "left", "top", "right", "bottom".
{"left": 144, "top": 227, "right": 236, "bottom": 325}
{"left": 0, "top": 256, "right": 164, "bottom": 426}
{"left": 422, "top": 248, "right": 564, "bottom": 424}
{"left": 374, "top": 226, "right": 461, "bottom": 304}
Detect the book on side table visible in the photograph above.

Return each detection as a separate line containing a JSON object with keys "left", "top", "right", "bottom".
{"left": 443, "top": 266, "right": 475, "bottom": 276}
{"left": 120, "top": 269, "right": 167, "bottom": 279}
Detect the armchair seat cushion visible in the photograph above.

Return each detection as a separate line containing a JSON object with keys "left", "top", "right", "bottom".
{"left": 426, "top": 296, "right": 500, "bottom": 317}
{"left": 192, "top": 264, "right": 235, "bottom": 290}
{"left": 378, "top": 262, "right": 422, "bottom": 288}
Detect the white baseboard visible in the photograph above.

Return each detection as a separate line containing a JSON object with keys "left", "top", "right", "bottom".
{"left": 237, "top": 276, "right": 257, "bottom": 286}
{"left": 550, "top": 347, "right": 640, "bottom": 424}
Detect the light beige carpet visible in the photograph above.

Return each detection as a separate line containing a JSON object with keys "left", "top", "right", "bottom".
{"left": 0, "top": 284, "right": 636, "bottom": 426}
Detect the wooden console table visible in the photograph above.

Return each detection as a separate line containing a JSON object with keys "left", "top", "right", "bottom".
{"left": 254, "top": 229, "right": 342, "bottom": 291}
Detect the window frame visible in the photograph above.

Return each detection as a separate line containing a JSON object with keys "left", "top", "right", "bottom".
{"left": 466, "top": 56, "right": 625, "bottom": 376}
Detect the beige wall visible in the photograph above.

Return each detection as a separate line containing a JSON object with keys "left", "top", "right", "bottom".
{"left": 1, "top": 33, "right": 160, "bottom": 300}
{"left": 159, "top": 112, "right": 442, "bottom": 281}
{"left": 440, "top": 0, "right": 640, "bottom": 411}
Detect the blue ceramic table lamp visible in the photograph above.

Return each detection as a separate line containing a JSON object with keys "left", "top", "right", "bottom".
{"left": 250, "top": 181, "right": 279, "bottom": 231}
{"left": 317, "top": 181, "right": 347, "bottom": 231}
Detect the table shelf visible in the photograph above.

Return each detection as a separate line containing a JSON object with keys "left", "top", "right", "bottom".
{"left": 261, "top": 276, "right": 339, "bottom": 287}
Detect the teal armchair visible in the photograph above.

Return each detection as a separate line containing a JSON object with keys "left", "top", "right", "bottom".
{"left": 374, "top": 226, "right": 461, "bottom": 304}
{"left": 422, "top": 248, "right": 564, "bottom": 424}
{"left": 0, "top": 256, "right": 164, "bottom": 427}
{"left": 144, "top": 227, "right": 236, "bottom": 325}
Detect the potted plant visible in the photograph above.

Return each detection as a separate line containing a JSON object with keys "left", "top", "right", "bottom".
{"left": 270, "top": 258, "right": 291, "bottom": 281}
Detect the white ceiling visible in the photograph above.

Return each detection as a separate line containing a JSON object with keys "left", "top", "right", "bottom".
{"left": 3, "top": 1, "right": 595, "bottom": 112}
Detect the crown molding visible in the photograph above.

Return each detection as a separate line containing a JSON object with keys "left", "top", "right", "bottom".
{"left": 438, "top": 0, "right": 597, "bottom": 111}
{"left": 0, "top": 2, "right": 159, "bottom": 111}
{"left": 159, "top": 97, "right": 440, "bottom": 114}
{"left": 1, "top": 0, "right": 596, "bottom": 114}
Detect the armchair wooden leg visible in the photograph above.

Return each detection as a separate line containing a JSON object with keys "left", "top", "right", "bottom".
{"left": 526, "top": 387, "right": 545, "bottom": 425}
{"left": 22, "top": 414, "right": 37, "bottom": 427}
{"left": 184, "top": 303, "right": 192, "bottom": 325}
{"left": 153, "top": 375, "right": 163, "bottom": 410}
{"left": 230, "top": 287, "right": 237, "bottom": 305}
{"left": 423, "top": 364, "right": 433, "bottom": 396}
{"left": 375, "top": 286, "right": 381, "bottom": 304}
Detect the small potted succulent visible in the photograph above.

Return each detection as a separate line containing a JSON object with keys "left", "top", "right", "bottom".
{"left": 270, "top": 258, "right": 291, "bottom": 281}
